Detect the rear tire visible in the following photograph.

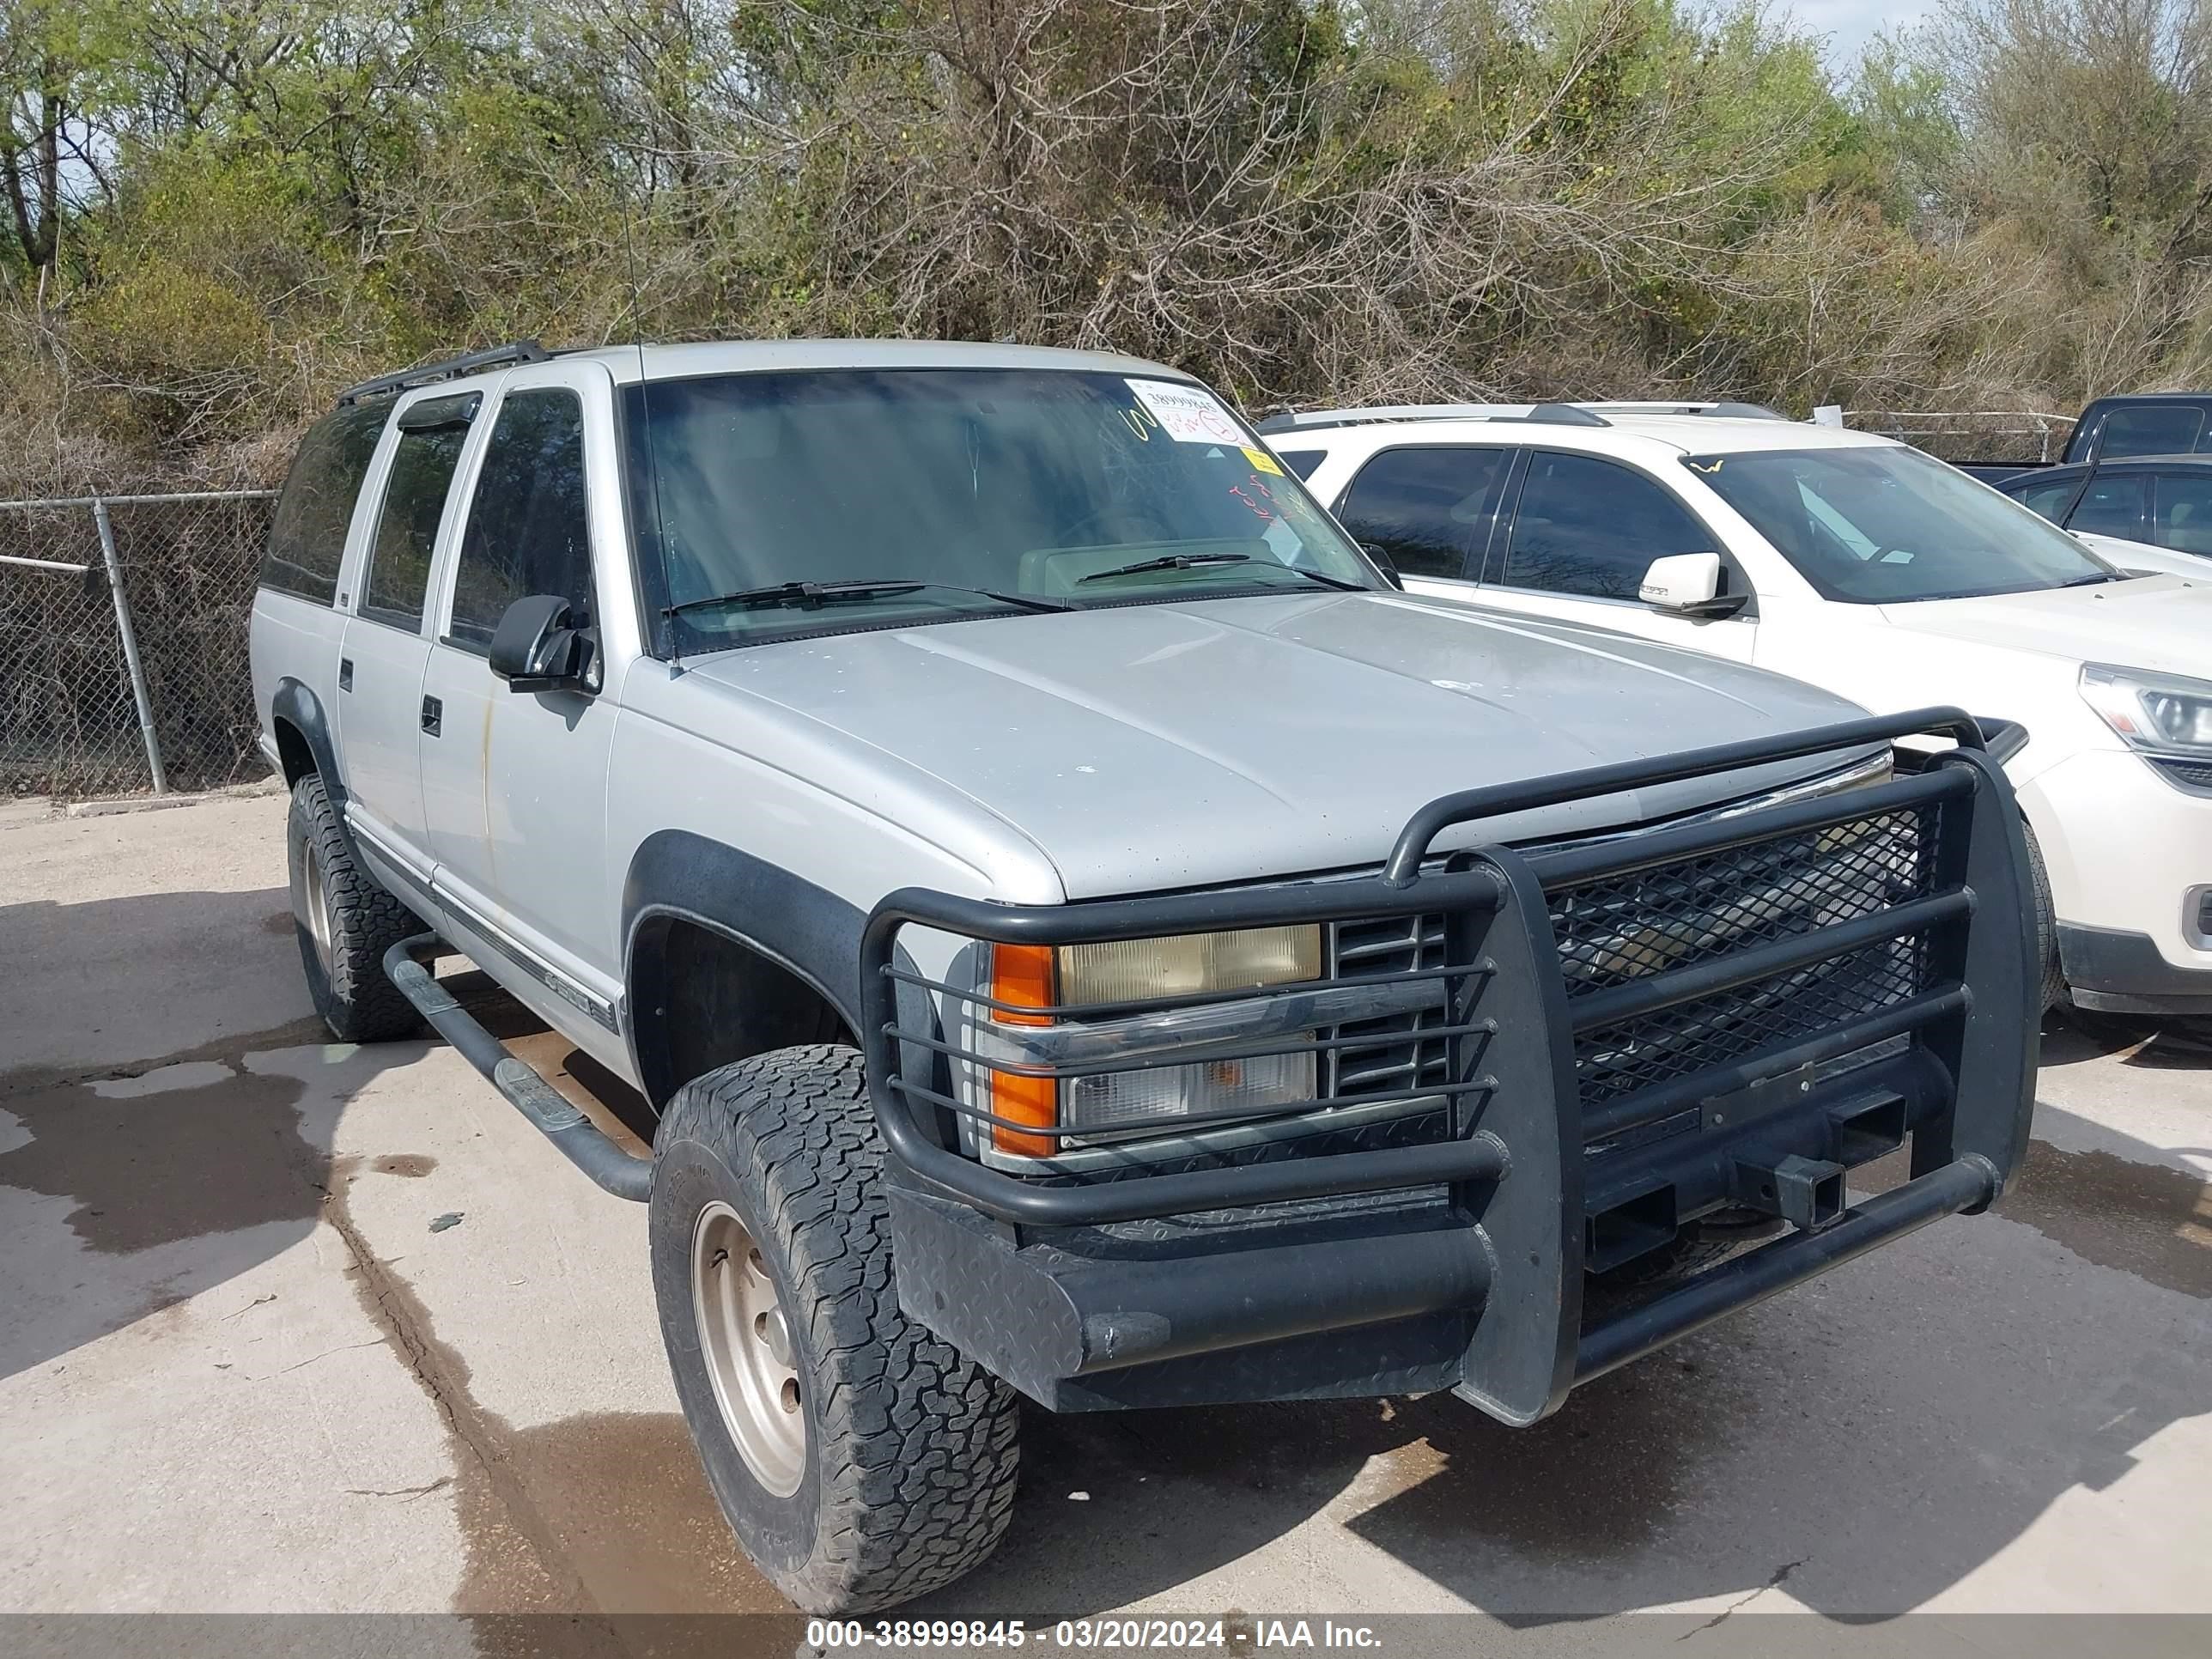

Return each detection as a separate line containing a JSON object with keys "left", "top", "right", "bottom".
{"left": 286, "top": 774, "right": 420, "bottom": 1042}
{"left": 650, "top": 1046, "right": 1021, "bottom": 1613}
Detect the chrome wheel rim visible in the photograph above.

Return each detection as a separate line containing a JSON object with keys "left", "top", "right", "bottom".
{"left": 298, "top": 840, "right": 335, "bottom": 975}
{"left": 691, "top": 1200, "right": 805, "bottom": 1497}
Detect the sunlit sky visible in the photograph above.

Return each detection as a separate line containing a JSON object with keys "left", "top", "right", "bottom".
{"left": 1784, "top": 0, "right": 1929, "bottom": 69}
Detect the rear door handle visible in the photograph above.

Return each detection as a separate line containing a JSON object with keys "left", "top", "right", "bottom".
{"left": 337, "top": 658, "right": 353, "bottom": 692}
{"left": 421, "top": 696, "right": 442, "bottom": 738}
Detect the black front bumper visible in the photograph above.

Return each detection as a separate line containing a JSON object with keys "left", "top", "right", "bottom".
{"left": 860, "top": 708, "right": 2039, "bottom": 1425}
{"left": 2059, "top": 922, "right": 2212, "bottom": 1017}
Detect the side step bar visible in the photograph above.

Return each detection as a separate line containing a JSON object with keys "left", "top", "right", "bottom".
{"left": 384, "top": 933, "right": 653, "bottom": 1202}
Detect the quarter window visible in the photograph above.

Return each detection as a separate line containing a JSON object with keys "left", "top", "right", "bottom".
{"left": 260, "top": 402, "right": 389, "bottom": 605}
{"left": 1335, "top": 447, "right": 1510, "bottom": 580}
{"left": 361, "top": 395, "right": 477, "bottom": 631}
{"left": 449, "top": 390, "right": 595, "bottom": 649}
{"left": 2068, "top": 474, "right": 2148, "bottom": 540}
{"left": 1502, "top": 453, "right": 1712, "bottom": 600}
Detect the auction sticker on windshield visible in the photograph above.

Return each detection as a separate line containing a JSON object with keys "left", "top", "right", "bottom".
{"left": 1127, "top": 379, "right": 1246, "bottom": 445}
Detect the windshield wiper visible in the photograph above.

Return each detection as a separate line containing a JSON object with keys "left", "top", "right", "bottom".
{"left": 1077, "top": 551, "right": 1372, "bottom": 594}
{"left": 2057, "top": 573, "right": 2118, "bottom": 588}
{"left": 1079, "top": 552, "right": 1252, "bottom": 584}
{"left": 665, "top": 579, "right": 1066, "bottom": 620}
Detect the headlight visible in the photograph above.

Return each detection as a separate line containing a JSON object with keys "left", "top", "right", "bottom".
{"left": 2079, "top": 664, "right": 2212, "bottom": 757}
{"left": 1056, "top": 927, "right": 1322, "bottom": 1002}
{"left": 984, "top": 927, "right": 1323, "bottom": 1156}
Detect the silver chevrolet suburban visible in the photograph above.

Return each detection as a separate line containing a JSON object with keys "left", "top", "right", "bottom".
{"left": 249, "top": 339, "right": 2039, "bottom": 1613}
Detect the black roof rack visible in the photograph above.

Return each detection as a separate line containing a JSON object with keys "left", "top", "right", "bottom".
{"left": 337, "top": 340, "right": 551, "bottom": 406}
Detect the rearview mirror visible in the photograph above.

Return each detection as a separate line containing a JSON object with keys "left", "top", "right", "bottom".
{"left": 489, "top": 595, "right": 595, "bottom": 692}
{"left": 1638, "top": 553, "right": 1741, "bottom": 617}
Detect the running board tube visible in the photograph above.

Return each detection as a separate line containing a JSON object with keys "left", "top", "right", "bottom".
{"left": 384, "top": 934, "right": 653, "bottom": 1202}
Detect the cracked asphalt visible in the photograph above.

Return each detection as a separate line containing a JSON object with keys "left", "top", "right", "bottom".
{"left": 2, "top": 791, "right": 2209, "bottom": 1641}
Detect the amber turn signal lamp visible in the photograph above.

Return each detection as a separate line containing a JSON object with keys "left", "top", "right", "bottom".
{"left": 988, "top": 944, "right": 1058, "bottom": 1156}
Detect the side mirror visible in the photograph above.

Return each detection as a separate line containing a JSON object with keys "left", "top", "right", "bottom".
{"left": 489, "top": 595, "right": 595, "bottom": 692}
{"left": 1358, "top": 541, "right": 1405, "bottom": 591}
{"left": 1638, "top": 553, "right": 1742, "bottom": 617}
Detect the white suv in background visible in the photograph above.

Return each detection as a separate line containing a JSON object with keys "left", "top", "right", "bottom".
{"left": 1267, "top": 402, "right": 2212, "bottom": 1019}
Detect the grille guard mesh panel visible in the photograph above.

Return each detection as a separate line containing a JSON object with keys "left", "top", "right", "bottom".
{"left": 1546, "top": 804, "right": 1944, "bottom": 1109}
{"left": 1571, "top": 939, "right": 1926, "bottom": 1105}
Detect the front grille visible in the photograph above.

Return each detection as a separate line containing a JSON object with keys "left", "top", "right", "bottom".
{"left": 1546, "top": 804, "right": 1942, "bottom": 1109}
{"left": 1327, "top": 915, "right": 1452, "bottom": 1103}
{"left": 2152, "top": 757, "right": 2212, "bottom": 793}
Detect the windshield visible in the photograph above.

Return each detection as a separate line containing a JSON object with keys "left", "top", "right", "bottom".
{"left": 622, "top": 368, "right": 1376, "bottom": 652}
{"left": 1681, "top": 445, "right": 2118, "bottom": 603}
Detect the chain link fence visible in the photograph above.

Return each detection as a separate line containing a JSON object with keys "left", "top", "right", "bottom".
{"left": 1, "top": 490, "right": 279, "bottom": 800}
{"left": 1831, "top": 408, "right": 2077, "bottom": 463}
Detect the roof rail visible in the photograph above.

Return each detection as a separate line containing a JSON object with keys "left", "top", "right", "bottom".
{"left": 337, "top": 339, "right": 551, "bottom": 406}
{"left": 1583, "top": 399, "right": 1790, "bottom": 422}
{"left": 1526, "top": 402, "right": 1610, "bottom": 427}
{"left": 1255, "top": 398, "right": 1791, "bottom": 434}
{"left": 1255, "top": 402, "right": 1612, "bottom": 434}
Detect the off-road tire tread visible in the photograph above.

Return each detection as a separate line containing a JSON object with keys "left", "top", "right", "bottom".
{"left": 659, "top": 1046, "right": 1020, "bottom": 1613}
{"left": 289, "top": 774, "right": 419, "bottom": 1042}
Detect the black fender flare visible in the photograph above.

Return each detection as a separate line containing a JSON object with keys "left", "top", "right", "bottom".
{"left": 619, "top": 830, "right": 951, "bottom": 1118}
{"left": 622, "top": 830, "right": 864, "bottom": 1025}
{"left": 622, "top": 830, "right": 866, "bottom": 1108}
{"left": 270, "top": 678, "right": 361, "bottom": 866}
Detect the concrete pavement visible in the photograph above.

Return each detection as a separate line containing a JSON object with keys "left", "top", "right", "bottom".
{"left": 2, "top": 792, "right": 2207, "bottom": 1640}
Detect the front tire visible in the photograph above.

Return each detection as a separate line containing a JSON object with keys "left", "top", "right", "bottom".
{"left": 650, "top": 1046, "right": 1021, "bottom": 1613}
{"left": 286, "top": 774, "right": 420, "bottom": 1042}
{"left": 2023, "top": 818, "right": 2063, "bottom": 1017}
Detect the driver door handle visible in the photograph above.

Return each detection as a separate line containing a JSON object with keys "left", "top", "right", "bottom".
{"left": 421, "top": 696, "right": 442, "bottom": 738}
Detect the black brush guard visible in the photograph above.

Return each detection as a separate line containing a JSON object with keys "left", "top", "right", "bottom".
{"left": 859, "top": 708, "right": 2037, "bottom": 1423}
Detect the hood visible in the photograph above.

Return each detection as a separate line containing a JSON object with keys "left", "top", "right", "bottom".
{"left": 1879, "top": 572, "right": 2212, "bottom": 678}
{"left": 2077, "top": 532, "right": 2212, "bottom": 581}
{"left": 684, "top": 592, "right": 1875, "bottom": 900}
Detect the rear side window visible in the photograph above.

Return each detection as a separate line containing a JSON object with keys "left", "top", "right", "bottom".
{"left": 2068, "top": 474, "right": 2148, "bottom": 540}
{"left": 1501, "top": 453, "right": 1712, "bottom": 600}
{"left": 1273, "top": 449, "right": 1326, "bottom": 481}
{"left": 1336, "top": 447, "right": 1510, "bottom": 580}
{"left": 361, "top": 394, "right": 477, "bottom": 631}
{"left": 260, "top": 403, "right": 389, "bottom": 604}
{"left": 2097, "top": 405, "right": 2205, "bottom": 459}
{"left": 448, "top": 390, "right": 595, "bottom": 649}
{"left": 2154, "top": 472, "right": 2212, "bottom": 556}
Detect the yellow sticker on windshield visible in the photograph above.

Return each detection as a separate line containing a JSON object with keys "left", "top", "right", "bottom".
{"left": 1242, "top": 447, "right": 1284, "bottom": 476}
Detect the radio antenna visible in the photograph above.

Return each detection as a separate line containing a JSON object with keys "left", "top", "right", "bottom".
{"left": 615, "top": 143, "right": 678, "bottom": 668}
